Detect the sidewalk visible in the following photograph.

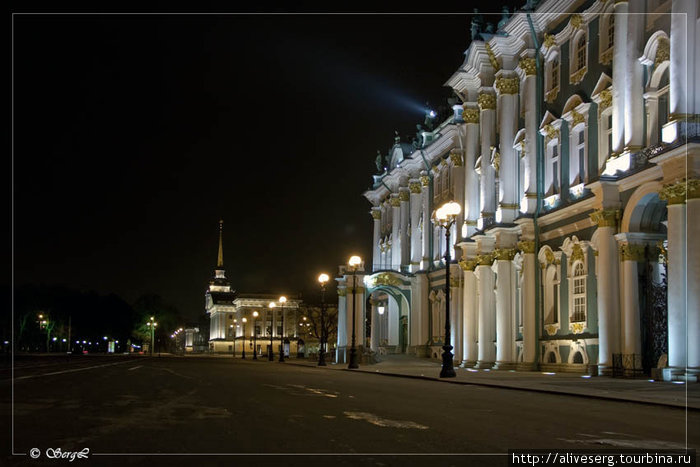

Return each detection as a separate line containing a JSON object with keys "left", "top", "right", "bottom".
{"left": 288, "top": 354, "right": 700, "bottom": 410}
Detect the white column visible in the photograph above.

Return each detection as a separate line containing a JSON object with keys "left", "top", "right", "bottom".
{"left": 388, "top": 298, "right": 399, "bottom": 346}
{"left": 687, "top": 196, "right": 700, "bottom": 378}
{"left": 336, "top": 287, "right": 347, "bottom": 362}
{"left": 421, "top": 173, "right": 431, "bottom": 269}
{"left": 615, "top": 235, "right": 644, "bottom": 369}
{"left": 611, "top": 0, "right": 628, "bottom": 153}
{"left": 462, "top": 263, "right": 478, "bottom": 366}
{"left": 409, "top": 180, "right": 422, "bottom": 272}
{"left": 478, "top": 91, "right": 496, "bottom": 228}
{"left": 370, "top": 302, "right": 379, "bottom": 352}
{"left": 591, "top": 210, "right": 621, "bottom": 375}
{"left": 399, "top": 188, "right": 410, "bottom": 270}
{"left": 463, "top": 104, "right": 481, "bottom": 236}
{"left": 475, "top": 256, "right": 496, "bottom": 368}
{"left": 519, "top": 241, "right": 537, "bottom": 368}
{"left": 390, "top": 195, "right": 401, "bottom": 271}
{"left": 519, "top": 57, "right": 538, "bottom": 214}
{"left": 494, "top": 252, "right": 515, "bottom": 369}
{"left": 495, "top": 73, "right": 519, "bottom": 224}
{"left": 452, "top": 266, "right": 463, "bottom": 362}
{"left": 450, "top": 151, "right": 465, "bottom": 246}
{"left": 371, "top": 208, "right": 381, "bottom": 271}
{"left": 661, "top": 193, "right": 687, "bottom": 380}
{"left": 624, "top": 0, "right": 644, "bottom": 150}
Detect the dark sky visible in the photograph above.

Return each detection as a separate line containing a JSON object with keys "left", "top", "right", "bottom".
{"left": 12, "top": 7, "right": 522, "bottom": 322}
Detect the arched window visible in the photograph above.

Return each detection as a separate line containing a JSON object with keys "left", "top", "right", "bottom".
{"left": 576, "top": 35, "right": 587, "bottom": 72}
{"left": 571, "top": 261, "right": 586, "bottom": 322}
{"left": 607, "top": 14, "right": 615, "bottom": 49}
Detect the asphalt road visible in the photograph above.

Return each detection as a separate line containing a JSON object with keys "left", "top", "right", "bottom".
{"left": 2, "top": 355, "right": 698, "bottom": 467}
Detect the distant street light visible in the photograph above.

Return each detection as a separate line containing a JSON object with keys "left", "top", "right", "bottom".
{"left": 241, "top": 317, "right": 247, "bottom": 359}
{"left": 279, "top": 296, "right": 287, "bottom": 362}
{"left": 432, "top": 200, "right": 461, "bottom": 378}
{"left": 233, "top": 318, "right": 238, "bottom": 357}
{"left": 348, "top": 255, "right": 362, "bottom": 369}
{"left": 268, "top": 302, "right": 276, "bottom": 361}
{"left": 318, "top": 273, "right": 329, "bottom": 366}
{"left": 252, "top": 311, "right": 259, "bottom": 360}
{"left": 146, "top": 316, "right": 157, "bottom": 357}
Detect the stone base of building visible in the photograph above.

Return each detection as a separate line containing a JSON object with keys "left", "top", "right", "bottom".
{"left": 494, "top": 361, "right": 517, "bottom": 370}
{"left": 408, "top": 345, "right": 429, "bottom": 358}
{"left": 516, "top": 361, "right": 537, "bottom": 371}
{"left": 663, "top": 366, "right": 699, "bottom": 382}
{"left": 475, "top": 360, "right": 494, "bottom": 369}
{"left": 598, "top": 364, "right": 613, "bottom": 376}
{"left": 461, "top": 360, "right": 477, "bottom": 368}
{"left": 540, "top": 363, "right": 588, "bottom": 374}
{"left": 335, "top": 345, "right": 368, "bottom": 364}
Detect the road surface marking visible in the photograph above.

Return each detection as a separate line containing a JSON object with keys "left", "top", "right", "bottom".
{"left": 128, "top": 366, "right": 142, "bottom": 371}
{"left": 12, "top": 359, "right": 138, "bottom": 381}
{"left": 344, "top": 411, "right": 429, "bottom": 429}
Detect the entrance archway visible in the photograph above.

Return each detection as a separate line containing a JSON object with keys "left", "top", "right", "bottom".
{"left": 367, "top": 285, "right": 411, "bottom": 355}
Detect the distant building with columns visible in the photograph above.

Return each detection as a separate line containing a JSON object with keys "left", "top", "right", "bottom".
{"left": 336, "top": 0, "right": 698, "bottom": 382}
{"left": 205, "top": 220, "right": 303, "bottom": 357}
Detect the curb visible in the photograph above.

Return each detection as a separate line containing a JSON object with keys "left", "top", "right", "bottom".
{"left": 285, "top": 361, "right": 699, "bottom": 411}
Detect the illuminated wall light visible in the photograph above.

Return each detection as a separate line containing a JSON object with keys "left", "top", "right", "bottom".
{"left": 569, "top": 183, "right": 585, "bottom": 198}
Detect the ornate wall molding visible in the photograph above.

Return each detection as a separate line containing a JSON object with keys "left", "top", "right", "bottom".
{"left": 571, "top": 110, "right": 585, "bottom": 127}
{"left": 485, "top": 42, "right": 500, "bottom": 71}
{"left": 420, "top": 175, "right": 431, "bottom": 187}
{"left": 659, "top": 178, "right": 700, "bottom": 204}
{"left": 449, "top": 151, "right": 464, "bottom": 167}
{"left": 543, "top": 33, "right": 556, "bottom": 50}
{"left": 599, "top": 88, "right": 612, "bottom": 111}
{"left": 619, "top": 243, "right": 646, "bottom": 262}
{"left": 367, "top": 272, "right": 403, "bottom": 288}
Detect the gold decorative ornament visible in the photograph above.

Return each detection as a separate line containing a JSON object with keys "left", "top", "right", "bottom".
{"left": 462, "top": 107, "right": 480, "bottom": 124}
{"left": 544, "top": 324, "right": 558, "bottom": 336}
{"left": 589, "top": 209, "right": 620, "bottom": 228}
{"left": 420, "top": 175, "right": 431, "bottom": 187}
{"left": 337, "top": 289, "right": 347, "bottom": 297}
{"left": 399, "top": 190, "right": 410, "bottom": 202}
{"left": 570, "top": 66, "right": 587, "bottom": 85}
{"left": 368, "top": 272, "right": 403, "bottom": 288}
{"left": 544, "top": 124, "right": 559, "bottom": 142}
{"left": 476, "top": 253, "right": 495, "bottom": 266}
{"left": 518, "top": 241, "right": 535, "bottom": 254}
{"left": 390, "top": 196, "right": 401, "bottom": 207}
{"left": 478, "top": 92, "right": 497, "bottom": 110}
{"left": 458, "top": 258, "right": 478, "bottom": 271}
{"left": 545, "top": 86, "right": 559, "bottom": 103}
{"left": 570, "top": 13, "right": 583, "bottom": 30}
{"left": 600, "top": 48, "right": 613, "bottom": 66}
{"left": 655, "top": 38, "right": 670, "bottom": 67}
{"left": 371, "top": 209, "right": 382, "bottom": 220}
{"left": 492, "top": 150, "right": 501, "bottom": 172}
{"left": 544, "top": 249, "right": 555, "bottom": 265}
{"left": 450, "top": 277, "right": 461, "bottom": 288}
{"left": 495, "top": 76, "right": 520, "bottom": 95}
{"left": 485, "top": 42, "right": 500, "bottom": 71}
{"left": 657, "top": 241, "right": 667, "bottom": 265}
{"left": 570, "top": 322, "right": 585, "bottom": 334}
{"left": 499, "top": 203, "right": 520, "bottom": 210}
{"left": 493, "top": 248, "right": 517, "bottom": 261}
{"left": 659, "top": 178, "right": 700, "bottom": 204}
{"left": 543, "top": 33, "right": 556, "bottom": 50}
{"left": 409, "top": 181, "right": 422, "bottom": 194}
{"left": 449, "top": 151, "right": 464, "bottom": 167}
{"left": 519, "top": 57, "right": 537, "bottom": 76}
{"left": 569, "top": 243, "right": 585, "bottom": 265}
{"left": 599, "top": 89, "right": 612, "bottom": 111}
{"left": 619, "top": 243, "right": 646, "bottom": 262}
{"left": 571, "top": 110, "right": 585, "bottom": 127}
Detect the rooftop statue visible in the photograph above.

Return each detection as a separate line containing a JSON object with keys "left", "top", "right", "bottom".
{"left": 470, "top": 8, "right": 484, "bottom": 41}
{"left": 497, "top": 6, "right": 510, "bottom": 31}
{"left": 375, "top": 151, "right": 384, "bottom": 173}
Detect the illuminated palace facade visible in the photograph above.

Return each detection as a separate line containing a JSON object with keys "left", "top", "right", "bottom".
{"left": 205, "top": 221, "right": 302, "bottom": 356}
{"left": 336, "top": 0, "right": 698, "bottom": 381}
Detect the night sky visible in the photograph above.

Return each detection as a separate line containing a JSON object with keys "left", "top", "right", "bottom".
{"left": 12, "top": 6, "right": 523, "bottom": 321}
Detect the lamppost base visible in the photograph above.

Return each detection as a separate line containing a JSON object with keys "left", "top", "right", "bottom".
{"left": 348, "top": 347, "right": 359, "bottom": 369}
{"left": 268, "top": 352, "right": 274, "bottom": 361}
{"left": 318, "top": 347, "right": 327, "bottom": 366}
{"left": 440, "top": 345, "right": 456, "bottom": 378}
{"left": 253, "top": 353, "right": 257, "bottom": 360}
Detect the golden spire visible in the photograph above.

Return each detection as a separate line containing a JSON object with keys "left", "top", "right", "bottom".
{"left": 217, "top": 219, "right": 224, "bottom": 268}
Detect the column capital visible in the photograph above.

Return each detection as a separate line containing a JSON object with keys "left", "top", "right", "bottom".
{"left": 390, "top": 195, "right": 401, "bottom": 207}
{"left": 462, "top": 106, "right": 480, "bottom": 124}
{"left": 420, "top": 174, "right": 431, "bottom": 187}
{"left": 408, "top": 180, "right": 422, "bottom": 194}
{"left": 495, "top": 76, "right": 520, "bottom": 95}
{"left": 590, "top": 209, "right": 620, "bottom": 228}
{"left": 449, "top": 150, "right": 464, "bottom": 167}
{"left": 618, "top": 242, "right": 646, "bottom": 262}
{"left": 370, "top": 208, "right": 382, "bottom": 220}
{"left": 398, "top": 188, "right": 410, "bottom": 202}
{"left": 476, "top": 253, "right": 495, "bottom": 266}
{"left": 458, "top": 257, "right": 478, "bottom": 271}
{"left": 518, "top": 57, "right": 536, "bottom": 76}
{"left": 493, "top": 248, "right": 517, "bottom": 261}
{"left": 659, "top": 178, "right": 700, "bottom": 204}
{"left": 517, "top": 240, "right": 536, "bottom": 254}
{"left": 478, "top": 92, "right": 497, "bottom": 111}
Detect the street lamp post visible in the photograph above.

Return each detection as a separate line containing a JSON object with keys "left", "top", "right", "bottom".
{"left": 433, "top": 201, "right": 461, "bottom": 378}
{"left": 318, "top": 273, "right": 329, "bottom": 366}
{"left": 241, "top": 317, "right": 247, "bottom": 359}
{"left": 279, "top": 296, "right": 287, "bottom": 362}
{"left": 268, "top": 302, "right": 275, "bottom": 361}
{"left": 146, "top": 316, "right": 157, "bottom": 357}
{"left": 233, "top": 319, "right": 237, "bottom": 357}
{"left": 348, "top": 255, "right": 362, "bottom": 369}
{"left": 252, "top": 311, "right": 259, "bottom": 360}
